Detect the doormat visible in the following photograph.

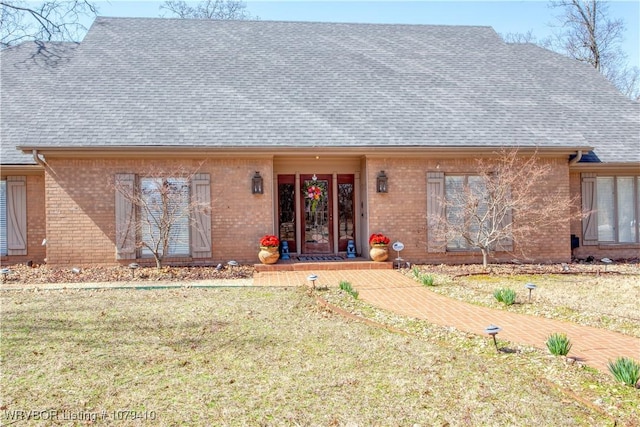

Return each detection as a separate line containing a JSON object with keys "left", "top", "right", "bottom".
{"left": 297, "top": 255, "right": 345, "bottom": 262}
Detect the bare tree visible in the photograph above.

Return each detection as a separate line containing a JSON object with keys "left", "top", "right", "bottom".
{"left": 428, "top": 150, "right": 577, "bottom": 268}
{"left": 549, "top": 0, "right": 639, "bottom": 98}
{"left": 502, "top": 1, "right": 639, "bottom": 99}
{"left": 549, "top": 0, "right": 624, "bottom": 74}
{"left": 114, "top": 166, "right": 211, "bottom": 269}
{"left": 160, "top": 0, "right": 254, "bottom": 20}
{"left": 1, "top": 0, "right": 97, "bottom": 47}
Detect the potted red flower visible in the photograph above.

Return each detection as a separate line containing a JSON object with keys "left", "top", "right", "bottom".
{"left": 369, "top": 233, "right": 390, "bottom": 262}
{"left": 258, "top": 234, "right": 280, "bottom": 264}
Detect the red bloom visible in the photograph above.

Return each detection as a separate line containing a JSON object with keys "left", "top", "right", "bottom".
{"left": 369, "top": 233, "right": 390, "bottom": 246}
{"left": 260, "top": 234, "right": 280, "bottom": 248}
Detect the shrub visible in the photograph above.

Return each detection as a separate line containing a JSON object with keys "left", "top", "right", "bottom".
{"left": 608, "top": 357, "right": 640, "bottom": 388}
{"left": 420, "top": 274, "right": 434, "bottom": 287}
{"left": 493, "top": 288, "right": 516, "bottom": 306}
{"left": 339, "top": 280, "right": 359, "bottom": 299}
{"left": 546, "top": 333, "right": 572, "bottom": 356}
{"left": 412, "top": 266, "right": 421, "bottom": 279}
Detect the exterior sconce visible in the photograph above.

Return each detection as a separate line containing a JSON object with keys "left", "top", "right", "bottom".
{"left": 376, "top": 170, "right": 388, "bottom": 193}
{"left": 252, "top": 171, "right": 263, "bottom": 194}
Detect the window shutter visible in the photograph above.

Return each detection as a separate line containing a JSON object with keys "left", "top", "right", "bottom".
{"left": 581, "top": 173, "right": 598, "bottom": 246}
{"left": 0, "top": 180, "right": 7, "bottom": 256}
{"left": 427, "top": 172, "right": 446, "bottom": 253}
{"left": 115, "top": 174, "right": 137, "bottom": 259}
{"left": 191, "top": 173, "right": 211, "bottom": 258}
{"left": 7, "top": 176, "right": 27, "bottom": 256}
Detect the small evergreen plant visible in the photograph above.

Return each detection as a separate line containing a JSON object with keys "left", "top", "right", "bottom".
{"left": 546, "top": 333, "right": 572, "bottom": 356}
{"left": 493, "top": 288, "right": 516, "bottom": 305}
{"left": 608, "top": 357, "right": 640, "bottom": 388}
{"left": 420, "top": 274, "right": 434, "bottom": 287}
{"left": 339, "top": 280, "right": 359, "bottom": 299}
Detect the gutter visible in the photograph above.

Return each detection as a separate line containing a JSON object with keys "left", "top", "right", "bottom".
{"left": 569, "top": 150, "right": 583, "bottom": 166}
{"left": 32, "top": 149, "right": 47, "bottom": 167}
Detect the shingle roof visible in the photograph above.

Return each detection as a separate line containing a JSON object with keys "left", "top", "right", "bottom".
{"left": 1, "top": 41, "right": 78, "bottom": 164}
{"left": 2, "top": 17, "right": 638, "bottom": 164}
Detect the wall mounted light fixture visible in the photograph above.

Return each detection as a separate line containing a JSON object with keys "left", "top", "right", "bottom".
{"left": 252, "top": 171, "right": 263, "bottom": 194}
{"left": 376, "top": 170, "right": 388, "bottom": 193}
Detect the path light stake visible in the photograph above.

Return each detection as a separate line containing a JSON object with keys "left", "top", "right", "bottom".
{"left": 525, "top": 283, "right": 537, "bottom": 303}
{"left": 227, "top": 260, "right": 238, "bottom": 271}
{"left": 601, "top": 258, "right": 612, "bottom": 272}
{"left": 484, "top": 325, "right": 502, "bottom": 352}
{"left": 0, "top": 268, "right": 10, "bottom": 282}
{"left": 128, "top": 263, "right": 139, "bottom": 278}
{"left": 307, "top": 274, "right": 318, "bottom": 290}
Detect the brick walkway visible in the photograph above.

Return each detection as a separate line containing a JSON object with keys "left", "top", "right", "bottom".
{"left": 253, "top": 269, "right": 640, "bottom": 373}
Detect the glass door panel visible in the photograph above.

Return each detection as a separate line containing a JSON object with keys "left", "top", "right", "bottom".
{"left": 278, "top": 175, "right": 296, "bottom": 253}
{"left": 337, "top": 175, "right": 355, "bottom": 252}
{"left": 302, "top": 175, "right": 332, "bottom": 254}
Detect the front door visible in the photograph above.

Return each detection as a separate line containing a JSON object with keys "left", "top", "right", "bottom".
{"left": 301, "top": 174, "right": 332, "bottom": 254}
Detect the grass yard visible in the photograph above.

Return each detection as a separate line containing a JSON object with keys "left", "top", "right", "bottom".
{"left": 406, "top": 265, "right": 640, "bottom": 338}
{"left": 1, "top": 286, "right": 639, "bottom": 426}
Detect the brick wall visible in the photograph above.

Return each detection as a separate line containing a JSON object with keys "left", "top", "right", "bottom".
{"left": 43, "top": 157, "right": 273, "bottom": 266}
{"left": 366, "top": 156, "right": 573, "bottom": 265}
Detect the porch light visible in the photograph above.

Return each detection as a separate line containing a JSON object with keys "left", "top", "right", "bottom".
{"left": 376, "top": 170, "right": 388, "bottom": 193}
{"left": 252, "top": 171, "right": 263, "bottom": 194}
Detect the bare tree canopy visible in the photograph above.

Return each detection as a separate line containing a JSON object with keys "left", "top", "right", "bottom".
{"left": 1, "top": 0, "right": 97, "bottom": 47}
{"left": 113, "top": 165, "right": 211, "bottom": 269}
{"left": 503, "top": 0, "right": 639, "bottom": 100}
{"left": 428, "top": 150, "right": 579, "bottom": 268}
{"left": 549, "top": 0, "right": 625, "bottom": 74}
{"left": 160, "top": 0, "right": 254, "bottom": 20}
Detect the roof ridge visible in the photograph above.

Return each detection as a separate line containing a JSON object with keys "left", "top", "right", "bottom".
{"left": 93, "top": 15, "right": 494, "bottom": 30}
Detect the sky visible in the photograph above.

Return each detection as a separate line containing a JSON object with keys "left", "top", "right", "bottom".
{"left": 91, "top": 0, "right": 639, "bottom": 67}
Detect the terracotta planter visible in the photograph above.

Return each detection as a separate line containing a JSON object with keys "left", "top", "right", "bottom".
{"left": 369, "top": 245, "right": 389, "bottom": 262}
{"left": 258, "top": 246, "right": 280, "bottom": 264}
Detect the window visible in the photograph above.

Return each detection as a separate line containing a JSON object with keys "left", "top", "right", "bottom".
{"left": 592, "top": 176, "right": 639, "bottom": 244}
{"left": 445, "top": 175, "right": 490, "bottom": 250}
{"left": 427, "top": 171, "right": 512, "bottom": 253}
{"left": 115, "top": 173, "right": 211, "bottom": 260}
{"left": 140, "top": 177, "right": 191, "bottom": 257}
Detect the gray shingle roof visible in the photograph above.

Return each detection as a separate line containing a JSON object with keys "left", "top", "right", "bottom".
{"left": 2, "top": 18, "right": 638, "bottom": 163}
{"left": 1, "top": 41, "right": 78, "bottom": 164}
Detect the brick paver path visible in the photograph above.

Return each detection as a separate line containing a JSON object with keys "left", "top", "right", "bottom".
{"left": 254, "top": 269, "right": 640, "bottom": 373}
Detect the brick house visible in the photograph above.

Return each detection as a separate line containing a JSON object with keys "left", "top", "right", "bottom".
{"left": 1, "top": 18, "right": 638, "bottom": 267}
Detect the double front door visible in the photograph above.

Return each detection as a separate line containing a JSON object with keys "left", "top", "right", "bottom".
{"left": 278, "top": 174, "right": 355, "bottom": 255}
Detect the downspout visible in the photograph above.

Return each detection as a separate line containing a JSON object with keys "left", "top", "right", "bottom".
{"left": 32, "top": 149, "right": 46, "bottom": 167}
{"left": 569, "top": 150, "right": 583, "bottom": 166}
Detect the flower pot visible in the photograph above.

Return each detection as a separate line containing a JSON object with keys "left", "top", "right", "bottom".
{"left": 369, "top": 245, "right": 389, "bottom": 262}
{"left": 258, "top": 246, "right": 280, "bottom": 264}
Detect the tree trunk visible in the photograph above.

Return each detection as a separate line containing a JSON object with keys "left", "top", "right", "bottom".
{"left": 481, "top": 248, "right": 488, "bottom": 269}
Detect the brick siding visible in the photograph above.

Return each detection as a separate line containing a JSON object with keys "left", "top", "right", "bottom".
{"left": 43, "top": 158, "right": 273, "bottom": 266}
{"left": 366, "top": 156, "right": 572, "bottom": 265}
